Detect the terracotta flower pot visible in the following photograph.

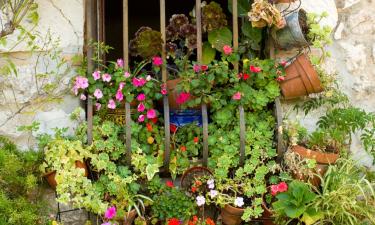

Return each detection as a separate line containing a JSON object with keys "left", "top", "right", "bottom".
{"left": 291, "top": 145, "right": 338, "bottom": 187}
{"left": 43, "top": 161, "right": 88, "bottom": 189}
{"left": 280, "top": 54, "right": 323, "bottom": 99}
{"left": 291, "top": 145, "right": 339, "bottom": 164}
{"left": 167, "top": 78, "right": 183, "bottom": 110}
{"left": 261, "top": 201, "right": 276, "bottom": 225}
{"left": 220, "top": 205, "right": 244, "bottom": 225}
{"left": 117, "top": 209, "right": 137, "bottom": 225}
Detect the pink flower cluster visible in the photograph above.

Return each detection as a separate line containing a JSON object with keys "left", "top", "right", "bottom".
{"left": 270, "top": 182, "right": 288, "bottom": 196}
{"left": 132, "top": 77, "right": 147, "bottom": 87}
{"left": 176, "top": 92, "right": 191, "bottom": 105}
{"left": 161, "top": 83, "right": 168, "bottom": 95}
{"left": 73, "top": 76, "right": 89, "bottom": 95}
{"left": 152, "top": 56, "right": 163, "bottom": 66}
{"left": 232, "top": 92, "right": 242, "bottom": 100}
{"left": 250, "top": 65, "right": 262, "bottom": 73}
{"left": 193, "top": 64, "right": 208, "bottom": 73}
{"left": 223, "top": 45, "right": 233, "bottom": 55}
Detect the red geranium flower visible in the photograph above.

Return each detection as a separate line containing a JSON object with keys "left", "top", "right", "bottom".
{"left": 243, "top": 73, "right": 250, "bottom": 80}
{"left": 146, "top": 123, "right": 153, "bottom": 132}
{"left": 277, "top": 182, "right": 288, "bottom": 193}
{"left": 170, "top": 124, "right": 177, "bottom": 133}
{"left": 166, "top": 180, "right": 174, "bottom": 188}
{"left": 168, "top": 218, "right": 180, "bottom": 225}
{"left": 180, "top": 146, "right": 186, "bottom": 152}
{"left": 191, "top": 186, "right": 197, "bottom": 193}
{"left": 201, "top": 65, "right": 208, "bottom": 71}
{"left": 237, "top": 73, "right": 243, "bottom": 79}
{"left": 250, "top": 65, "right": 262, "bottom": 73}
{"left": 193, "top": 137, "right": 199, "bottom": 143}
{"left": 280, "top": 61, "right": 287, "bottom": 67}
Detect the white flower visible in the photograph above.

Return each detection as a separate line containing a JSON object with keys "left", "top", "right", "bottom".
{"left": 146, "top": 75, "right": 152, "bottom": 81}
{"left": 196, "top": 195, "right": 206, "bottom": 206}
{"left": 207, "top": 179, "right": 215, "bottom": 189}
{"left": 209, "top": 190, "right": 218, "bottom": 198}
{"left": 234, "top": 197, "right": 244, "bottom": 207}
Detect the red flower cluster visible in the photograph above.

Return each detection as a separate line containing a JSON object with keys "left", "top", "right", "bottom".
{"left": 193, "top": 137, "right": 199, "bottom": 143}
{"left": 146, "top": 123, "right": 153, "bottom": 132}
{"left": 170, "top": 124, "right": 178, "bottom": 133}
{"left": 250, "top": 65, "right": 262, "bottom": 73}
{"left": 270, "top": 182, "right": 288, "bottom": 196}
{"left": 193, "top": 64, "right": 209, "bottom": 73}
{"left": 176, "top": 92, "right": 191, "bottom": 105}
{"left": 180, "top": 146, "right": 187, "bottom": 152}
{"left": 166, "top": 180, "right": 174, "bottom": 188}
{"left": 238, "top": 73, "right": 250, "bottom": 80}
{"left": 188, "top": 216, "right": 215, "bottom": 225}
{"left": 168, "top": 218, "right": 180, "bottom": 225}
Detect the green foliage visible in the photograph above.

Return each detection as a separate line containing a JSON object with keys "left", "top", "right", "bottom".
{"left": 208, "top": 27, "right": 233, "bottom": 52}
{"left": 312, "top": 159, "right": 375, "bottom": 225}
{"left": 273, "top": 181, "right": 322, "bottom": 225}
{"left": 228, "top": 0, "right": 250, "bottom": 17}
{"left": 0, "top": 136, "right": 48, "bottom": 225}
{"left": 151, "top": 185, "right": 196, "bottom": 221}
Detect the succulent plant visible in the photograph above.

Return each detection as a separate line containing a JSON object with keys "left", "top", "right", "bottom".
{"left": 248, "top": 0, "right": 285, "bottom": 29}
{"left": 130, "top": 26, "right": 163, "bottom": 59}
{"left": 202, "top": 1, "right": 227, "bottom": 33}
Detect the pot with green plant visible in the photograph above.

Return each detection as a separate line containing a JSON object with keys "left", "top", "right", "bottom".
{"left": 40, "top": 138, "right": 90, "bottom": 189}
{"left": 272, "top": 180, "right": 323, "bottom": 225}
{"left": 150, "top": 179, "right": 197, "bottom": 224}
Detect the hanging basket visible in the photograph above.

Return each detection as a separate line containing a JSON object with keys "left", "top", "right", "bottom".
{"left": 180, "top": 166, "right": 213, "bottom": 190}
{"left": 279, "top": 54, "right": 323, "bottom": 99}
{"left": 271, "top": 8, "right": 309, "bottom": 49}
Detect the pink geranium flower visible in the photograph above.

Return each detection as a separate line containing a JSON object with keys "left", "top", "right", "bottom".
{"left": 277, "top": 182, "right": 288, "bottom": 193}
{"left": 137, "top": 103, "right": 145, "bottom": 112}
{"left": 115, "top": 90, "right": 123, "bottom": 101}
{"left": 176, "top": 92, "right": 191, "bottom": 105}
{"left": 270, "top": 184, "right": 279, "bottom": 196}
{"left": 102, "top": 73, "right": 111, "bottom": 82}
{"left": 104, "top": 206, "right": 116, "bottom": 219}
{"left": 75, "top": 76, "right": 89, "bottom": 89}
{"left": 119, "top": 82, "right": 125, "bottom": 90}
{"left": 94, "top": 89, "right": 103, "bottom": 99}
{"left": 232, "top": 92, "right": 242, "bottom": 100}
{"left": 161, "top": 88, "right": 167, "bottom": 95}
{"left": 193, "top": 64, "right": 201, "bottom": 73}
{"left": 223, "top": 45, "right": 233, "bottom": 55}
{"left": 107, "top": 99, "right": 116, "bottom": 109}
{"left": 280, "top": 61, "right": 287, "bottom": 67}
{"left": 92, "top": 70, "right": 101, "bottom": 80}
{"left": 132, "top": 77, "right": 147, "bottom": 87}
{"left": 80, "top": 94, "right": 86, "bottom": 100}
{"left": 201, "top": 65, "right": 208, "bottom": 71}
{"left": 95, "top": 103, "right": 101, "bottom": 111}
{"left": 116, "top": 58, "right": 124, "bottom": 68}
{"left": 250, "top": 65, "right": 262, "bottom": 73}
{"left": 137, "top": 93, "right": 146, "bottom": 101}
{"left": 276, "top": 76, "right": 285, "bottom": 81}
{"left": 147, "top": 109, "right": 157, "bottom": 119}
{"left": 138, "top": 114, "right": 145, "bottom": 122}
{"left": 152, "top": 56, "right": 163, "bottom": 66}
{"left": 124, "top": 72, "right": 131, "bottom": 78}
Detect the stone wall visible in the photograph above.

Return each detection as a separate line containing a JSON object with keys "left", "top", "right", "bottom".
{"left": 0, "top": 0, "right": 84, "bottom": 149}
{"left": 277, "top": 0, "right": 375, "bottom": 170}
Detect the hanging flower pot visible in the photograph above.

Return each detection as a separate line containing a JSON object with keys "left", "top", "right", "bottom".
{"left": 279, "top": 54, "right": 323, "bottom": 99}
{"left": 43, "top": 161, "right": 88, "bottom": 189}
{"left": 261, "top": 201, "right": 276, "bottom": 225}
{"left": 271, "top": 9, "right": 309, "bottom": 49}
{"left": 220, "top": 205, "right": 244, "bottom": 225}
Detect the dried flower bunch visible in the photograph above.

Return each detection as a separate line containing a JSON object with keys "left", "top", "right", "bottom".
{"left": 248, "top": 0, "right": 285, "bottom": 29}
{"left": 166, "top": 14, "right": 197, "bottom": 50}
{"left": 202, "top": 1, "right": 228, "bottom": 32}
{"left": 129, "top": 27, "right": 163, "bottom": 58}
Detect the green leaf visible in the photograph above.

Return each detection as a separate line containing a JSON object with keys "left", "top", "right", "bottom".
{"left": 228, "top": 0, "right": 250, "bottom": 17}
{"left": 145, "top": 164, "right": 159, "bottom": 181}
{"left": 208, "top": 27, "right": 232, "bottom": 51}
{"left": 202, "top": 42, "right": 216, "bottom": 64}
{"left": 241, "top": 21, "right": 262, "bottom": 44}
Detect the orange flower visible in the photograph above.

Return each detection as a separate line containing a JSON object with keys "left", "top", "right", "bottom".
{"left": 195, "top": 180, "right": 202, "bottom": 187}
{"left": 191, "top": 186, "right": 197, "bottom": 193}
{"left": 180, "top": 146, "right": 186, "bottom": 152}
{"left": 193, "top": 137, "right": 199, "bottom": 143}
{"left": 205, "top": 218, "right": 215, "bottom": 225}
{"left": 146, "top": 123, "right": 153, "bottom": 132}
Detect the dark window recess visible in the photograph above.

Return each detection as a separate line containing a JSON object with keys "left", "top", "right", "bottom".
{"left": 104, "top": 0, "right": 229, "bottom": 62}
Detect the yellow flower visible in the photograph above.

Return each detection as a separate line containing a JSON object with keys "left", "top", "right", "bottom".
{"left": 147, "top": 136, "right": 155, "bottom": 144}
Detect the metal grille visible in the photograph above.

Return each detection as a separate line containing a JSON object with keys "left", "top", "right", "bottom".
{"left": 85, "top": 0, "right": 284, "bottom": 172}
